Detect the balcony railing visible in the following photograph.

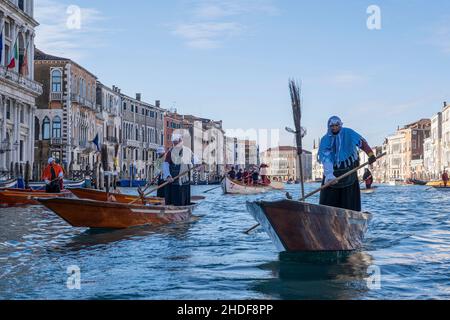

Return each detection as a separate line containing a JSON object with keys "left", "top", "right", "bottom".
{"left": 0, "top": 65, "right": 43, "bottom": 96}
{"left": 50, "top": 92, "right": 63, "bottom": 100}
{"left": 107, "top": 136, "right": 118, "bottom": 144}
{"left": 71, "top": 93, "right": 95, "bottom": 109}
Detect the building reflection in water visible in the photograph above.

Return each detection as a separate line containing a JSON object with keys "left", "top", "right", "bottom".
{"left": 252, "top": 251, "right": 374, "bottom": 300}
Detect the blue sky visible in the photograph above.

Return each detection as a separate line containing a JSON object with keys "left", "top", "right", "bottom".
{"left": 34, "top": 0, "right": 450, "bottom": 151}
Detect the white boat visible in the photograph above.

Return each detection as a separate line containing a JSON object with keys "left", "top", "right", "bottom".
{"left": 28, "top": 179, "right": 86, "bottom": 190}
{"left": 221, "top": 177, "right": 283, "bottom": 195}
{"left": 0, "top": 179, "right": 17, "bottom": 189}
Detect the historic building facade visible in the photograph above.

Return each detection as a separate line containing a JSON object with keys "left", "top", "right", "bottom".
{"left": 120, "top": 93, "right": 164, "bottom": 181}
{"left": 0, "top": 0, "right": 42, "bottom": 176}
{"left": 34, "top": 48, "right": 98, "bottom": 177}
{"left": 260, "top": 146, "right": 312, "bottom": 182}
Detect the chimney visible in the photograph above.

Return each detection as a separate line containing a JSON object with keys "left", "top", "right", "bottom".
{"left": 155, "top": 100, "right": 160, "bottom": 108}
{"left": 136, "top": 93, "right": 141, "bottom": 101}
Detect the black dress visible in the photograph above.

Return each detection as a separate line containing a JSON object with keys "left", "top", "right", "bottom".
{"left": 164, "top": 150, "right": 191, "bottom": 206}
{"left": 319, "top": 159, "right": 361, "bottom": 211}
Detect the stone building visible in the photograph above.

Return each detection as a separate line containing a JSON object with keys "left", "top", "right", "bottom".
{"left": 441, "top": 102, "right": 450, "bottom": 172}
{"left": 181, "top": 115, "right": 226, "bottom": 182}
{"left": 0, "top": 0, "right": 42, "bottom": 177}
{"left": 163, "top": 111, "right": 183, "bottom": 150}
{"left": 260, "top": 146, "right": 312, "bottom": 182}
{"left": 120, "top": 93, "right": 164, "bottom": 181}
{"left": 385, "top": 119, "right": 431, "bottom": 181}
{"left": 34, "top": 48, "right": 98, "bottom": 177}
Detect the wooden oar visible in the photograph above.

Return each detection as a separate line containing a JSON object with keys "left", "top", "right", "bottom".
{"left": 244, "top": 152, "right": 386, "bottom": 234}
{"left": 202, "top": 176, "right": 225, "bottom": 194}
{"left": 36, "top": 177, "right": 62, "bottom": 191}
{"left": 129, "top": 164, "right": 203, "bottom": 205}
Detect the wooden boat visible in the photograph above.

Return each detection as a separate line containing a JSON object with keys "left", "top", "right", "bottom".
{"left": 407, "top": 179, "right": 428, "bottom": 186}
{"left": 69, "top": 188, "right": 164, "bottom": 205}
{"left": 28, "top": 179, "right": 86, "bottom": 190}
{"left": 37, "top": 197, "right": 198, "bottom": 229}
{"left": 0, "top": 188, "right": 72, "bottom": 207}
{"left": 431, "top": 185, "right": 450, "bottom": 191}
{"left": 246, "top": 200, "right": 372, "bottom": 252}
{"left": 221, "top": 176, "right": 284, "bottom": 195}
{"left": 0, "top": 179, "right": 17, "bottom": 189}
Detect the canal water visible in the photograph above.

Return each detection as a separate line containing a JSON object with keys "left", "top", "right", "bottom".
{"left": 0, "top": 184, "right": 449, "bottom": 299}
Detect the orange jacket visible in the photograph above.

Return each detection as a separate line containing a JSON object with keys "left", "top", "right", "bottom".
{"left": 42, "top": 164, "right": 64, "bottom": 181}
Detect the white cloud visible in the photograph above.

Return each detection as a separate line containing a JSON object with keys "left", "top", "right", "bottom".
{"left": 173, "top": 22, "right": 243, "bottom": 49}
{"left": 34, "top": 0, "right": 108, "bottom": 62}
{"left": 327, "top": 72, "right": 367, "bottom": 87}
{"left": 172, "top": 0, "right": 279, "bottom": 49}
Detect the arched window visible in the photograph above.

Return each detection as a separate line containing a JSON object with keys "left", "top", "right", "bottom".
{"left": 51, "top": 69, "right": 62, "bottom": 92}
{"left": 42, "top": 117, "right": 50, "bottom": 140}
{"left": 52, "top": 116, "right": 61, "bottom": 138}
{"left": 34, "top": 117, "right": 40, "bottom": 140}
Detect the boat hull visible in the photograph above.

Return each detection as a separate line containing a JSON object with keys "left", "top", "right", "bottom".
{"left": 0, "top": 189, "right": 72, "bottom": 207}
{"left": 246, "top": 200, "right": 371, "bottom": 252}
{"left": 37, "top": 197, "right": 196, "bottom": 229}
{"left": 69, "top": 188, "right": 164, "bottom": 204}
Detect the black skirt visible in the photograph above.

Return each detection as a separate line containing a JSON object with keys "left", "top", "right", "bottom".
{"left": 319, "top": 160, "right": 361, "bottom": 212}
{"left": 165, "top": 183, "right": 191, "bottom": 206}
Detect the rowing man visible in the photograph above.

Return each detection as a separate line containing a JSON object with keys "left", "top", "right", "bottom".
{"left": 163, "top": 133, "right": 202, "bottom": 206}
{"left": 318, "top": 116, "right": 377, "bottom": 211}
{"left": 42, "top": 157, "right": 64, "bottom": 193}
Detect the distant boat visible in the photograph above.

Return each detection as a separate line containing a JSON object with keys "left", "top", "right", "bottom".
{"left": 28, "top": 179, "right": 85, "bottom": 190}
{"left": 221, "top": 176, "right": 284, "bottom": 195}
{"left": 0, "top": 178, "right": 17, "bottom": 189}
{"left": 431, "top": 186, "right": 450, "bottom": 191}
{"left": 407, "top": 179, "right": 428, "bottom": 186}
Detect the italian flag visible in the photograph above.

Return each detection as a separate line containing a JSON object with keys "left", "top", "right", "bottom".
{"left": 7, "top": 39, "right": 18, "bottom": 69}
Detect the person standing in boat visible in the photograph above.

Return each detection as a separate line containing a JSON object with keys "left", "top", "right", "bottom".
{"left": 363, "top": 168, "right": 373, "bottom": 189}
{"left": 318, "top": 116, "right": 376, "bottom": 211}
{"left": 228, "top": 167, "right": 236, "bottom": 180}
{"left": 236, "top": 168, "right": 243, "bottom": 181}
{"left": 42, "top": 157, "right": 64, "bottom": 193}
{"left": 260, "top": 164, "right": 270, "bottom": 185}
{"left": 153, "top": 146, "right": 167, "bottom": 198}
{"left": 252, "top": 167, "right": 260, "bottom": 185}
{"left": 163, "top": 134, "right": 201, "bottom": 206}
{"left": 442, "top": 170, "right": 449, "bottom": 187}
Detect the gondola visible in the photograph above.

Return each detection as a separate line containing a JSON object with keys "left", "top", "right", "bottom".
{"left": 221, "top": 176, "right": 284, "bottom": 195}
{"left": 37, "top": 197, "right": 198, "bottom": 229}
{"left": 246, "top": 200, "right": 371, "bottom": 251}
